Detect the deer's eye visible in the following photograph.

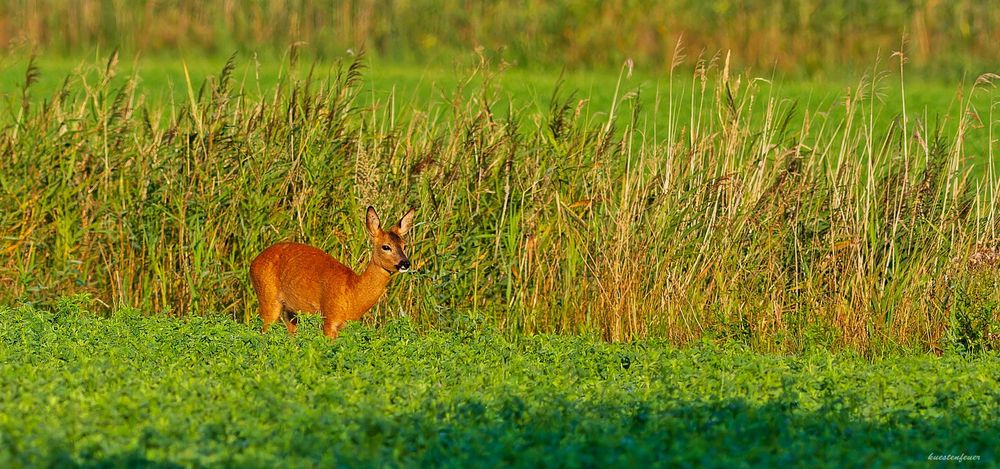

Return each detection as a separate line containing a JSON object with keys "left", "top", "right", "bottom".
{"left": 381, "top": 245, "right": 391, "bottom": 251}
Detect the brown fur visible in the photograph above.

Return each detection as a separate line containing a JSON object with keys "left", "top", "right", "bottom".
{"left": 249, "top": 206, "right": 415, "bottom": 339}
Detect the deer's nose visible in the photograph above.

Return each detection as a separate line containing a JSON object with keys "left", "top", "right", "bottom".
{"left": 397, "top": 259, "right": 411, "bottom": 272}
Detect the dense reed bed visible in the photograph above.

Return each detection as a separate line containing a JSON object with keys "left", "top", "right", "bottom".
{"left": 1, "top": 0, "right": 998, "bottom": 76}
{"left": 1, "top": 52, "right": 997, "bottom": 355}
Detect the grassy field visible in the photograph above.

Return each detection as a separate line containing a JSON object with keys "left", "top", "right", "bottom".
{"left": 1, "top": 2, "right": 999, "bottom": 467}
{"left": 1, "top": 303, "right": 997, "bottom": 467}
{"left": 3, "top": 54, "right": 993, "bottom": 145}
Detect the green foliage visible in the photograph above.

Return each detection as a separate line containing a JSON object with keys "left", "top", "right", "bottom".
{"left": 0, "top": 304, "right": 997, "bottom": 467}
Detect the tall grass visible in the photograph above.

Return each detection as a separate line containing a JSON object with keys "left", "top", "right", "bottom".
{"left": 1, "top": 0, "right": 998, "bottom": 77}
{"left": 0, "top": 51, "right": 997, "bottom": 355}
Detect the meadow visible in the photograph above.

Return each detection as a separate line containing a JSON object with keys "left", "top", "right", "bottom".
{"left": 1, "top": 303, "right": 997, "bottom": 467}
{"left": 1, "top": 1, "right": 999, "bottom": 465}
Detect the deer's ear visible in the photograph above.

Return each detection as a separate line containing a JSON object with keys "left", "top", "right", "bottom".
{"left": 365, "top": 206, "right": 382, "bottom": 238}
{"left": 395, "top": 208, "right": 416, "bottom": 236}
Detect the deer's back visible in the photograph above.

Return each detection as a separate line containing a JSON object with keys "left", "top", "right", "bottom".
{"left": 250, "top": 242, "right": 356, "bottom": 312}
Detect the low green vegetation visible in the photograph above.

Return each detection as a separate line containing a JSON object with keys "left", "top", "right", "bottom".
{"left": 1, "top": 302, "right": 997, "bottom": 467}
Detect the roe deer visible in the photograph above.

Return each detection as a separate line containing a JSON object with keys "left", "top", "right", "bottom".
{"left": 249, "top": 206, "right": 416, "bottom": 339}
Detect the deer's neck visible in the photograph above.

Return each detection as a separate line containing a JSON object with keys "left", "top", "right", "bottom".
{"left": 349, "top": 258, "right": 392, "bottom": 320}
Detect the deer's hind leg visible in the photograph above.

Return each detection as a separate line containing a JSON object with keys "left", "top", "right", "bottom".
{"left": 283, "top": 310, "right": 300, "bottom": 334}
{"left": 250, "top": 265, "right": 283, "bottom": 334}
{"left": 258, "top": 298, "right": 283, "bottom": 334}
{"left": 252, "top": 282, "right": 283, "bottom": 334}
